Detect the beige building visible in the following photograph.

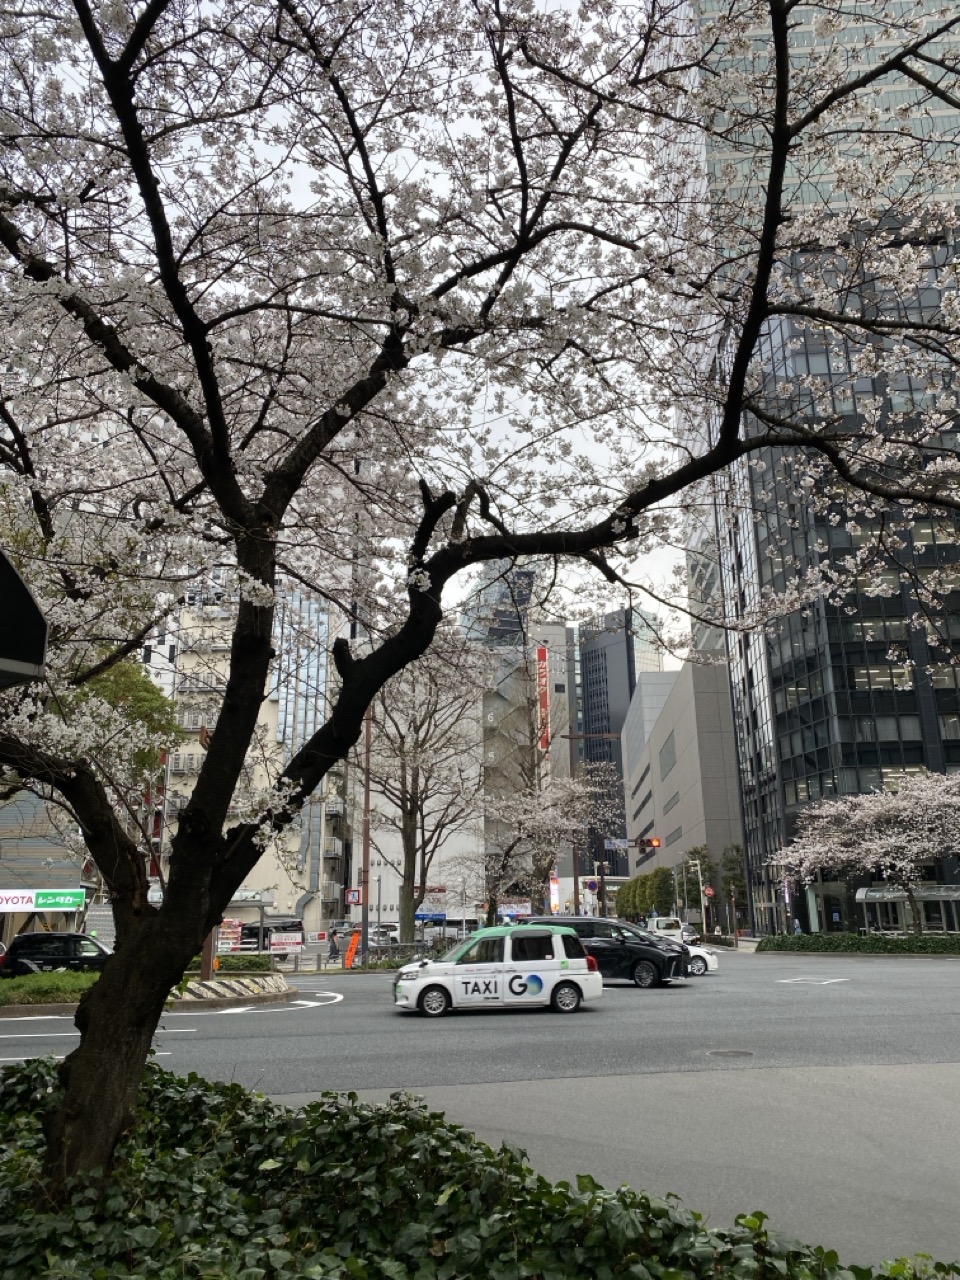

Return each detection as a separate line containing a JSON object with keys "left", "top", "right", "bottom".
{"left": 622, "top": 662, "right": 743, "bottom": 883}
{"left": 160, "top": 581, "right": 347, "bottom": 934}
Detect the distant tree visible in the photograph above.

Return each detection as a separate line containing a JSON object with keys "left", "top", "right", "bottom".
{"left": 365, "top": 635, "right": 486, "bottom": 942}
{"left": 649, "top": 867, "right": 675, "bottom": 917}
{"left": 779, "top": 774, "right": 960, "bottom": 934}
{"left": 483, "top": 762, "right": 621, "bottom": 923}
{"left": 720, "top": 844, "right": 748, "bottom": 929}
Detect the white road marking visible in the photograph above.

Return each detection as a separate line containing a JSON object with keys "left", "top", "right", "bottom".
{"left": 0, "top": 1052, "right": 171, "bottom": 1062}
{"left": 0, "top": 1014, "right": 74, "bottom": 1022}
{"left": 214, "top": 994, "right": 343, "bottom": 1014}
{"left": 0, "top": 1028, "right": 196, "bottom": 1040}
{"left": 778, "top": 978, "right": 851, "bottom": 985}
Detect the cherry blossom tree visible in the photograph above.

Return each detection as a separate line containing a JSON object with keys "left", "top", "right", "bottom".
{"left": 1, "top": 0, "right": 960, "bottom": 1186}
{"left": 482, "top": 761, "right": 622, "bottom": 923}
{"left": 779, "top": 772, "right": 960, "bottom": 933}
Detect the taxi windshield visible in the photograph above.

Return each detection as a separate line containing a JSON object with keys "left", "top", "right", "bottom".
{"left": 440, "top": 938, "right": 472, "bottom": 962}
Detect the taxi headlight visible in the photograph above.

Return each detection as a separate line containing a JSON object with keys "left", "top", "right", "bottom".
{"left": 398, "top": 968, "right": 421, "bottom": 982}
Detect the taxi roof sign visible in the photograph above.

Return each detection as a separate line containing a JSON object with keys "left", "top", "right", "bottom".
{"left": 0, "top": 549, "right": 47, "bottom": 689}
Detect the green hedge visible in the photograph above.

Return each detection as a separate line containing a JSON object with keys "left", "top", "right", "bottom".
{"left": 2, "top": 1059, "right": 958, "bottom": 1280}
{"left": 757, "top": 933, "right": 960, "bottom": 954}
{"left": 186, "top": 954, "right": 274, "bottom": 973}
{"left": 0, "top": 971, "right": 99, "bottom": 1007}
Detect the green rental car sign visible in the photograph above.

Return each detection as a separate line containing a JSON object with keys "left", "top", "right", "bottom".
{"left": 35, "top": 890, "right": 86, "bottom": 911}
{"left": 0, "top": 888, "right": 85, "bottom": 912}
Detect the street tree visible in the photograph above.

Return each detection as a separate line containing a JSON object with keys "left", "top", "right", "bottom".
{"left": 482, "top": 761, "right": 622, "bottom": 923}
{"left": 2, "top": 0, "right": 960, "bottom": 1187}
{"left": 366, "top": 633, "right": 487, "bottom": 942}
{"left": 778, "top": 773, "right": 960, "bottom": 934}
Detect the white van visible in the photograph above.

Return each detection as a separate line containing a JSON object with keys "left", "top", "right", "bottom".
{"left": 650, "top": 917, "right": 699, "bottom": 943}
{"left": 392, "top": 924, "right": 602, "bottom": 1016}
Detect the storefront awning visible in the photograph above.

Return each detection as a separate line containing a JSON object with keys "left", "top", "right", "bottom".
{"left": 855, "top": 886, "right": 960, "bottom": 903}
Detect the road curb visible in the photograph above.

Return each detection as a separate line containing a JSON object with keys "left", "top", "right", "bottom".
{"left": 0, "top": 985, "right": 300, "bottom": 1019}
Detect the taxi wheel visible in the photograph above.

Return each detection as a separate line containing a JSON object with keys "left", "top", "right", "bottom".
{"left": 550, "top": 982, "right": 581, "bottom": 1013}
{"left": 418, "top": 985, "right": 451, "bottom": 1018}
{"left": 632, "top": 960, "right": 658, "bottom": 988}
{"left": 688, "top": 956, "right": 708, "bottom": 976}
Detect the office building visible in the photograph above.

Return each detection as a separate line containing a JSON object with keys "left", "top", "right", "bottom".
{"left": 578, "top": 607, "right": 663, "bottom": 876}
{"left": 686, "top": 2, "right": 960, "bottom": 931}
{"left": 160, "top": 579, "right": 349, "bottom": 932}
{"left": 622, "top": 663, "right": 743, "bottom": 924}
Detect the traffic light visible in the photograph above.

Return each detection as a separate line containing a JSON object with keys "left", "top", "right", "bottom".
{"left": 644, "top": 836, "right": 661, "bottom": 849}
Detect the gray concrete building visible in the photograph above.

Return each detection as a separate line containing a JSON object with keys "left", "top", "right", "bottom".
{"left": 622, "top": 662, "right": 743, "bottom": 889}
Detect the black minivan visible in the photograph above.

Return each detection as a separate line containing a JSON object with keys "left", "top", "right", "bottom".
{"left": 518, "top": 916, "right": 688, "bottom": 987}
{"left": 0, "top": 932, "right": 112, "bottom": 978}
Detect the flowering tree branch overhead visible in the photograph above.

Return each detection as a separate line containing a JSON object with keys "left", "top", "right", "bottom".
{"left": 778, "top": 772, "right": 960, "bottom": 934}
{"left": 2, "top": 0, "right": 960, "bottom": 1186}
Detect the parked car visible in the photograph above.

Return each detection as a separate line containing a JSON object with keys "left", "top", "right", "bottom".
{"left": 0, "top": 931, "right": 112, "bottom": 978}
{"left": 518, "top": 916, "right": 688, "bottom": 987}
{"left": 393, "top": 924, "right": 602, "bottom": 1016}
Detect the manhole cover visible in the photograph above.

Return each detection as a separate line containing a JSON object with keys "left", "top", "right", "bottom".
{"left": 706, "top": 1050, "right": 754, "bottom": 1058}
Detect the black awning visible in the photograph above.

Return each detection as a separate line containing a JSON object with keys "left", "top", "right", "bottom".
{"left": 0, "top": 548, "right": 47, "bottom": 689}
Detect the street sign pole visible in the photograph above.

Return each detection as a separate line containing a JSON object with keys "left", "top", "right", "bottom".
{"left": 361, "top": 705, "right": 372, "bottom": 965}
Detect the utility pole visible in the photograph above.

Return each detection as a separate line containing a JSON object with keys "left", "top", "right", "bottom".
{"left": 731, "top": 884, "right": 739, "bottom": 948}
{"left": 596, "top": 859, "right": 609, "bottom": 916}
{"left": 361, "top": 704, "right": 372, "bottom": 964}
{"left": 690, "top": 857, "right": 707, "bottom": 935}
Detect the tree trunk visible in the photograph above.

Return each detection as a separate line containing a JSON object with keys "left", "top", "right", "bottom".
{"left": 43, "top": 920, "right": 195, "bottom": 1189}
{"left": 398, "top": 805, "right": 419, "bottom": 942}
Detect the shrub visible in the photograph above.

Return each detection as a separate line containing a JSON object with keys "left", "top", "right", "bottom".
{"left": 0, "top": 971, "right": 99, "bottom": 1007}
{"left": 757, "top": 933, "right": 960, "bottom": 954}
{"left": 186, "top": 953, "right": 274, "bottom": 973}
{"left": 1, "top": 1059, "right": 958, "bottom": 1280}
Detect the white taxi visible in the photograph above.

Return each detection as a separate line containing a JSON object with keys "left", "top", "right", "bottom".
{"left": 392, "top": 924, "right": 603, "bottom": 1017}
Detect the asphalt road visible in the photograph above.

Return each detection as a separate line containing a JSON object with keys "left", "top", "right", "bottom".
{"left": 3, "top": 952, "right": 959, "bottom": 1265}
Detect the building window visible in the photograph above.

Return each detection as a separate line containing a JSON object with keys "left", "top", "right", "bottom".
{"left": 663, "top": 791, "right": 680, "bottom": 814}
{"left": 631, "top": 764, "right": 651, "bottom": 797}
{"left": 659, "top": 732, "right": 676, "bottom": 781}
{"left": 632, "top": 791, "right": 653, "bottom": 821}
{"left": 554, "top": 682, "right": 565, "bottom": 693}
{"left": 665, "top": 826, "right": 682, "bottom": 846}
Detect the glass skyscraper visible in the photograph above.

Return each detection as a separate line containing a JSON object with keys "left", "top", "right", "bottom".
{"left": 686, "top": 2, "right": 960, "bottom": 932}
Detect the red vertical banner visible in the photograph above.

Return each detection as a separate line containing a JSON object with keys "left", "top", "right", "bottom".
{"left": 344, "top": 930, "right": 361, "bottom": 969}
{"left": 536, "top": 645, "right": 550, "bottom": 750}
